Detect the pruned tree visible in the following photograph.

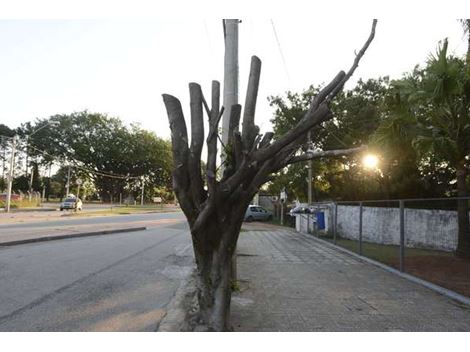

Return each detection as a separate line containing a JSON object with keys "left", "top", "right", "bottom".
{"left": 162, "top": 20, "right": 377, "bottom": 331}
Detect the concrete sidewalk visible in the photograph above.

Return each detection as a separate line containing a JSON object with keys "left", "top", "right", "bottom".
{"left": 231, "top": 224, "right": 470, "bottom": 331}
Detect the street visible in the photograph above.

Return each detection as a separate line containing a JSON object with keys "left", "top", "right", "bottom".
{"left": 0, "top": 211, "right": 193, "bottom": 331}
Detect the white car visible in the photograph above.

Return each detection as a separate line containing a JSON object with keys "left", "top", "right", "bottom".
{"left": 60, "top": 197, "right": 83, "bottom": 211}
{"left": 244, "top": 205, "right": 273, "bottom": 222}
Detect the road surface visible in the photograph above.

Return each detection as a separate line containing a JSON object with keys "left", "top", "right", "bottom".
{"left": 0, "top": 212, "right": 193, "bottom": 331}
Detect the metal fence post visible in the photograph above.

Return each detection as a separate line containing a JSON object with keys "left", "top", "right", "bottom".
{"left": 307, "top": 213, "right": 310, "bottom": 234}
{"left": 359, "top": 202, "right": 363, "bottom": 255}
{"left": 399, "top": 200, "right": 405, "bottom": 272}
{"left": 334, "top": 202, "right": 338, "bottom": 245}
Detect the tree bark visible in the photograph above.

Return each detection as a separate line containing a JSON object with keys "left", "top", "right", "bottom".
{"left": 456, "top": 161, "right": 470, "bottom": 257}
{"left": 192, "top": 204, "right": 247, "bottom": 331}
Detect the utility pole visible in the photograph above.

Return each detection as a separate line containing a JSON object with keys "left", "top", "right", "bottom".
{"left": 307, "top": 131, "right": 313, "bottom": 205}
{"left": 47, "top": 163, "right": 51, "bottom": 202}
{"left": 141, "top": 177, "right": 145, "bottom": 206}
{"left": 65, "top": 165, "right": 71, "bottom": 196}
{"left": 25, "top": 136, "right": 29, "bottom": 175}
{"left": 28, "top": 164, "right": 34, "bottom": 201}
{"left": 5, "top": 136, "right": 17, "bottom": 213}
{"left": 42, "top": 174, "right": 46, "bottom": 203}
{"left": 2, "top": 146, "right": 5, "bottom": 179}
{"left": 221, "top": 19, "right": 240, "bottom": 156}
{"left": 222, "top": 18, "right": 240, "bottom": 281}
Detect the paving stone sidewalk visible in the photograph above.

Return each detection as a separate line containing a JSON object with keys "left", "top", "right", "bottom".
{"left": 231, "top": 225, "right": 470, "bottom": 331}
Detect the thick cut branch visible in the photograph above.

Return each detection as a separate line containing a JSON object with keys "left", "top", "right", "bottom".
{"left": 189, "top": 83, "right": 205, "bottom": 208}
{"left": 162, "top": 94, "right": 194, "bottom": 220}
{"left": 241, "top": 56, "right": 262, "bottom": 151}
{"left": 287, "top": 146, "right": 367, "bottom": 165}
{"left": 207, "top": 81, "right": 221, "bottom": 196}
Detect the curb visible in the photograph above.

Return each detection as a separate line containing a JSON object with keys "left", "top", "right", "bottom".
{"left": 303, "top": 232, "right": 470, "bottom": 307}
{"left": 0, "top": 227, "right": 147, "bottom": 247}
{"left": 2, "top": 208, "right": 57, "bottom": 213}
{"left": 157, "top": 272, "right": 198, "bottom": 332}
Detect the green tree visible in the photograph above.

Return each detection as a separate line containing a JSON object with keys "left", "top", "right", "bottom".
{"left": 0, "top": 124, "right": 15, "bottom": 186}
{"left": 21, "top": 112, "right": 173, "bottom": 202}
{"left": 377, "top": 39, "right": 470, "bottom": 256}
{"left": 268, "top": 78, "right": 392, "bottom": 201}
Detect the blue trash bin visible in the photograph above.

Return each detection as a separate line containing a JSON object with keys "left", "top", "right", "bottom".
{"left": 316, "top": 211, "right": 325, "bottom": 230}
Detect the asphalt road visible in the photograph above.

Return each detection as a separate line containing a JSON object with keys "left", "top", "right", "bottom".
{"left": 0, "top": 214, "right": 193, "bottom": 331}
{"left": 0, "top": 211, "right": 185, "bottom": 230}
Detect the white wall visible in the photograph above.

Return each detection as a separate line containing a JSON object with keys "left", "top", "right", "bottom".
{"left": 335, "top": 205, "right": 458, "bottom": 252}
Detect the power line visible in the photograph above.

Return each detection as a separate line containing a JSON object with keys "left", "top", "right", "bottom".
{"left": 24, "top": 144, "right": 141, "bottom": 180}
{"left": 270, "top": 19, "right": 291, "bottom": 84}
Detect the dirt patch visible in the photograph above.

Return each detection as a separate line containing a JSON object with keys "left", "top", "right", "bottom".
{"left": 389, "top": 255, "right": 470, "bottom": 298}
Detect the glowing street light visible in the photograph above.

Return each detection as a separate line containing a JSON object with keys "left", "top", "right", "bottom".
{"left": 363, "top": 154, "right": 379, "bottom": 170}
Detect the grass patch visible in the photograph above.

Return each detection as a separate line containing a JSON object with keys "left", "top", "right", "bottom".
{"left": 326, "top": 237, "right": 452, "bottom": 265}
{"left": 66, "top": 206, "right": 180, "bottom": 217}
{"left": 0, "top": 199, "right": 41, "bottom": 209}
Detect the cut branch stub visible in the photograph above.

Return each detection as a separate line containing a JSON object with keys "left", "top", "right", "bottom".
{"left": 241, "top": 56, "right": 262, "bottom": 151}
{"left": 189, "top": 83, "right": 205, "bottom": 208}
{"left": 162, "top": 94, "right": 194, "bottom": 220}
{"left": 207, "top": 81, "right": 221, "bottom": 196}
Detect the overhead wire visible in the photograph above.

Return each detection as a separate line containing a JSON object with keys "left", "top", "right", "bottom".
{"left": 24, "top": 143, "right": 141, "bottom": 180}
{"left": 270, "top": 19, "right": 291, "bottom": 85}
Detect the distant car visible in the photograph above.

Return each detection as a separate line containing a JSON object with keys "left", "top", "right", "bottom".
{"left": 60, "top": 197, "right": 83, "bottom": 211}
{"left": 244, "top": 205, "right": 273, "bottom": 222}
{"left": 289, "top": 206, "right": 312, "bottom": 215}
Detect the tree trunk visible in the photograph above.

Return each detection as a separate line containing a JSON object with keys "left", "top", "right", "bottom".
{"left": 456, "top": 161, "right": 470, "bottom": 257}
{"left": 193, "top": 223, "right": 241, "bottom": 331}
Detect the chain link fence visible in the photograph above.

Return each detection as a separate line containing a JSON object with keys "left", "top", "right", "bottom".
{"left": 295, "top": 197, "right": 470, "bottom": 298}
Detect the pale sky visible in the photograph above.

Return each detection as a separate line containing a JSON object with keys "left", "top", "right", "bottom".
{"left": 0, "top": 18, "right": 467, "bottom": 140}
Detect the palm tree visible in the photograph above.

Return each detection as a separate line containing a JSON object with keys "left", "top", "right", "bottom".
{"left": 378, "top": 38, "right": 470, "bottom": 256}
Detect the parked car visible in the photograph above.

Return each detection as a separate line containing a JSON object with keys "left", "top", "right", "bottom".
{"left": 60, "top": 197, "right": 83, "bottom": 211}
{"left": 244, "top": 205, "right": 273, "bottom": 222}
{"left": 289, "top": 205, "right": 312, "bottom": 215}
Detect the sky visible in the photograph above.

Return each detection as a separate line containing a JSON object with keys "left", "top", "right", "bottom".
{"left": 0, "top": 18, "right": 468, "bottom": 141}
